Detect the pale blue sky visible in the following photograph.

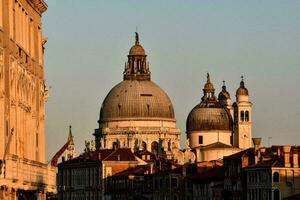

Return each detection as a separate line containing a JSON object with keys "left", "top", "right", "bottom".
{"left": 43, "top": 1, "right": 300, "bottom": 159}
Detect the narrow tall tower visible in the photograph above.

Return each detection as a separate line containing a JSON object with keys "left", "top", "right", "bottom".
{"left": 233, "top": 76, "right": 253, "bottom": 149}
{"left": 65, "top": 125, "right": 76, "bottom": 160}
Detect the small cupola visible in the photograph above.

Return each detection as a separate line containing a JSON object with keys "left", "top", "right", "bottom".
{"left": 236, "top": 76, "right": 249, "bottom": 102}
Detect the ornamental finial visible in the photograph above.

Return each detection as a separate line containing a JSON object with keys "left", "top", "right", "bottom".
{"left": 240, "top": 75, "right": 245, "bottom": 87}
{"left": 135, "top": 32, "right": 139, "bottom": 45}
{"left": 207, "top": 72, "right": 210, "bottom": 82}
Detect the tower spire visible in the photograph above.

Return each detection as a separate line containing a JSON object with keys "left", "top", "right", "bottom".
{"left": 66, "top": 125, "right": 75, "bottom": 159}
{"left": 68, "top": 125, "right": 74, "bottom": 144}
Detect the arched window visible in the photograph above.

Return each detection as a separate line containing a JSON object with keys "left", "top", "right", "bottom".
{"left": 151, "top": 141, "right": 159, "bottom": 156}
{"left": 274, "top": 189, "right": 280, "bottom": 200}
{"left": 245, "top": 111, "right": 249, "bottom": 122}
{"left": 141, "top": 141, "right": 147, "bottom": 151}
{"left": 273, "top": 172, "right": 279, "bottom": 182}
{"left": 240, "top": 111, "right": 245, "bottom": 121}
{"left": 112, "top": 141, "right": 119, "bottom": 150}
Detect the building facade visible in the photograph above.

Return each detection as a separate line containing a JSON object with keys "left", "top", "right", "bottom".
{"left": 57, "top": 148, "right": 149, "bottom": 200}
{"left": 245, "top": 146, "right": 300, "bottom": 200}
{"left": 0, "top": 0, "right": 56, "bottom": 199}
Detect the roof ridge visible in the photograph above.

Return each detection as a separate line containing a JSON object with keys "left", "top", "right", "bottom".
{"left": 102, "top": 149, "right": 118, "bottom": 161}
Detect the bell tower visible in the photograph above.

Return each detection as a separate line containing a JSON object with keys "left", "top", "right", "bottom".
{"left": 233, "top": 76, "right": 253, "bottom": 149}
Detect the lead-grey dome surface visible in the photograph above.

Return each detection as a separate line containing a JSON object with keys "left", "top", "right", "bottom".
{"left": 99, "top": 80, "right": 175, "bottom": 122}
{"left": 186, "top": 101, "right": 232, "bottom": 133}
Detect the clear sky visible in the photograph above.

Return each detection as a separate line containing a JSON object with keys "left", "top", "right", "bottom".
{"left": 43, "top": 0, "right": 300, "bottom": 160}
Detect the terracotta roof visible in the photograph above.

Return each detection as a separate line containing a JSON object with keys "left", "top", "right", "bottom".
{"left": 189, "top": 166, "right": 224, "bottom": 183}
{"left": 113, "top": 165, "right": 151, "bottom": 177}
{"left": 103, "top": 148, "right": 137, "bottom": 162}
{"left": 201, "top": 142, "right": 234, "bottom": 149}
{"left": 248, "top": 157, "right": 284, "bottom": 168}
{"left": 224, "top": 148, "right": 254, "bottom": 160}
{"left": 59, "top": 148, "right": 139, "bottom": 165}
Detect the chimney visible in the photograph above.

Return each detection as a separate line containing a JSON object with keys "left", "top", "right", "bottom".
{"left": 282, "top": 146, "right": 291, "bottom": 168}
{"left": 293, "top": 147, "right": 299, "bottom": 168}
{"left": 259, "top": 147, "right": 266, "bottom": 161}
{"left": 277, "top": 147, "right": 281, "bottom": 156}
{"left": 252, "top": 138, "right": 262, "bottom": 164}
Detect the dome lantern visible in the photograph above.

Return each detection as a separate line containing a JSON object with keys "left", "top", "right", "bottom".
{"left": 202, "top": 73, "right": 217, "bottom": 102}
{"left": 124, "top": 32, "right": 150, "bottom": 81}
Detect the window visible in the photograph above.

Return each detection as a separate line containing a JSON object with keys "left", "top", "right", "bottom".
{"left": 112, "top": 141, "right": 119, "bottom": 150}
{"left": 273, "top": 172, "right": 279, "bottom": 182}
{"left": 274, "top": 189, "right": 280, "bottom": 200}
{"left": 198, "top": 136, "right": 203, "bottom": 144}
{"left": 142, "top": 141, "right": 147, "bottom": 151}
{"left": 0, "top": 0, "right": 3, "bottom": 28}
{"left": 240, "top": 111, "right": 245, "bottom": 121}
{"left": 171, "top": 177, "right": 178, "bottom": 188}
{"left": 245, "top": 111, "right": 249, "bottom": 122}
{"left": 30, "top": 19, "right": 35, "bottom": 58}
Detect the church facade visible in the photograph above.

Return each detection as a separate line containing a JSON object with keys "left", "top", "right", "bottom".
{"left": 94, "top": 33, "right": 181, "bottom": 158}
{"left": 0, "top": 0, "right": 56, "bottom": 199}
{"left": 94, "top": 33, "right": 253, "bottom": 162}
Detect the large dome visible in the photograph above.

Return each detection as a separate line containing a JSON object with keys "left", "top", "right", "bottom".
{"left": 99, "top": 80, "right": 175, "bottom": 122}
{"left": 186, "top": 101, "right": 232, "bottom": 132}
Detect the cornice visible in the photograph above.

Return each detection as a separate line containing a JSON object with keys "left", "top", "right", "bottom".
{"left": 29, "top": 0, "right": 48, "bottom": 14}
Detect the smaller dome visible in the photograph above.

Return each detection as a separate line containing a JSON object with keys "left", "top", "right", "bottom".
{"left": 129, "top": 32, "right": 145, "bottom": 56}
{"left": 186, "top": 102, "right": 232, "bottom": 132}
{"left": 186, "top": 74, "right": 232, "bottom": 133}
{"left": 218, "top": 82, "right": 230, "bottom": 101}
{"left": 236, "top": 78, "right": 249, "bottom": 96}
{"left": 129, "top": 44, "right": 145, "bottom": 55}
